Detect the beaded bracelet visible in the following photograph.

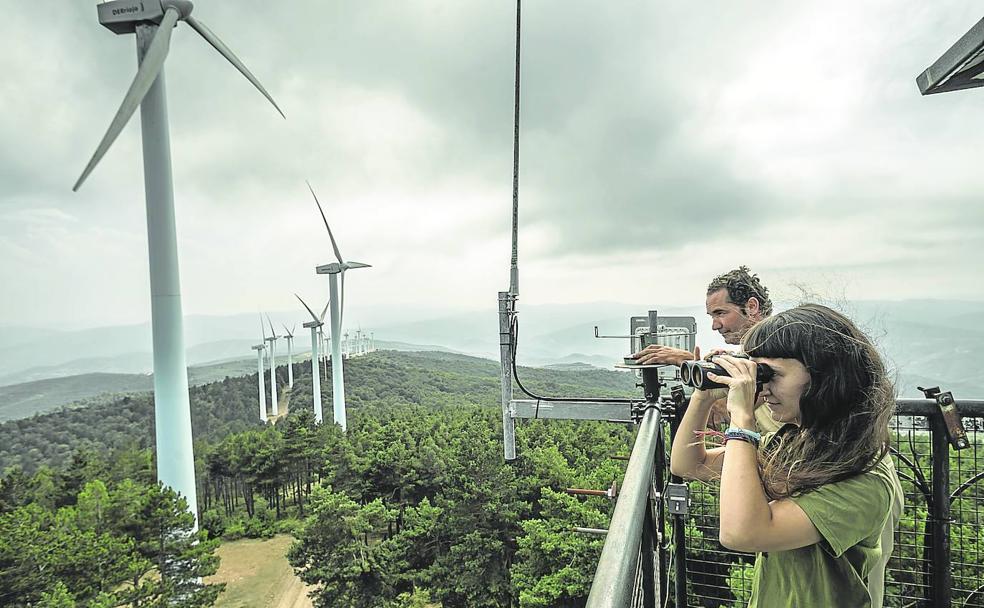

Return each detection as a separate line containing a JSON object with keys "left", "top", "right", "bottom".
{"left": 724, "top": 426, "right": 761, "bottom": 447}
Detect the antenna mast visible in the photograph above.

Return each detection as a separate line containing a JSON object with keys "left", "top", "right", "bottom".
{"left": 509, "top": 0, "right": 521, "bottom": 296}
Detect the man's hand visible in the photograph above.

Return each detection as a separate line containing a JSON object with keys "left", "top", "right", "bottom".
{"left": 632, "top": 344, "right": 698, "bottom": 366}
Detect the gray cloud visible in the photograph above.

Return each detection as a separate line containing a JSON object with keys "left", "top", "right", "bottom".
{"left": 2, "top": 0, "right": 984, "bottom": 328}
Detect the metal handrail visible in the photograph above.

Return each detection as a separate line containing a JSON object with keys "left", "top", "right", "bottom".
{"left": 586, "top": 405, "right": 662, "bottom": 607}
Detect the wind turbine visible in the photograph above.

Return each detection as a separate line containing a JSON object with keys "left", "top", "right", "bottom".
{"left": 252, "top": 343, "right": 268, "bottom": 423}
{"left": 282, "top": 324, "right": 296, "bottom": 388}
{"left": 72, "top": 0, "right": 284, "bottom": 521}
{"left": 307, "top": 183, "right": 371, "bottom": 432}
{"left": 296, "top": 294, "right": 328, "bottom": 423}
{"left": 321, "top": 329, "right": 330, "bottom": 381}
{"left": 264, "top": 316, "right": 280, "bottom": 417}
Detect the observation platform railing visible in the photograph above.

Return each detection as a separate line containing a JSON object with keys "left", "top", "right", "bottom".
{"left": 586, "top": 398, "right": 984, "bottom": 608}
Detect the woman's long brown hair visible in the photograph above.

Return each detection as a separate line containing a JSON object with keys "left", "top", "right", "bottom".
{"left": 742, "top": 304, "right": 895, "bottom": 500}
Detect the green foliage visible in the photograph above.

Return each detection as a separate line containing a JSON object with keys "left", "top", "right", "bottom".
{"left": 0, "top": 499, "right": 145, "bottom": 606}
{"left": 288, "top": 487, "right": 396, "bottom": 608}
{"left": 392, "top": 588, "right": 433, "bottom": 608}
{"left": 37, "top": 582, "right": 76, "bottom": 608}
{"left": 727, "top": 562, "right": 755, "bottom": 607}
{"left": 511, "top": 489, "right": 607, "bottom": 607}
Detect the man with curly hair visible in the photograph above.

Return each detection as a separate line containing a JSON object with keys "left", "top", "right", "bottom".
{"left": 633, "top": 266, "right": 777, "bottom": 429}
{"left": 634, "top": 266, "right": 773, "bottom": 366}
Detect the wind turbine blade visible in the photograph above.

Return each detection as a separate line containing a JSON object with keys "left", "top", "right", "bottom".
{"left": 266, "top": 314, "right": 278, "bottom": 338}
{"left": 282, "top": 323, "right": 292, "bottom": 337}
{"left": 306, "top": 181, "right": 344, "bottom": 264}
{"left": 295, "top": 293, "right": 320, "bottom": 323}
{"left": 319, "top": 300, "right": 330, "bottom": 323}
{"left": 184, "top": 16, "right": 285, "bottom": 119}
{"left": 260, "top": 314, "right": 268, "bottom": 341}
{"left": 343, "top": 261, "right": 372, "bottom": 270}
{"left": 73, "top": 8, "right": 181, "bottom": 192}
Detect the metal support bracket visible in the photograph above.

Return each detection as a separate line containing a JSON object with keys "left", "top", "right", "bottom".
{"left": 919, "top": 386, "right": 970, "bottom": 450}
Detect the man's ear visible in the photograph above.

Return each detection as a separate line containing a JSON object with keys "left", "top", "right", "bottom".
{"left": 745, "top": 297, "right": 761, "bottom": 319}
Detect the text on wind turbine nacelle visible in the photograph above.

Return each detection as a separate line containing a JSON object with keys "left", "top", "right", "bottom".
{"left": 97, "top": 0, "right": 166, "bottom": 35}
{"left": 316, "top": 263, "right": 343, "bottom": 274}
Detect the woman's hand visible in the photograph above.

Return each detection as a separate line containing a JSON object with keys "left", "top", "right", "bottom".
{"left": 705, "top": 355, "right": 758, "bottom": 425}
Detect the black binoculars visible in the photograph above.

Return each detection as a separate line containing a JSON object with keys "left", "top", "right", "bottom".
{"left": 679, "top": 354, "right": 774, "bottom": 390}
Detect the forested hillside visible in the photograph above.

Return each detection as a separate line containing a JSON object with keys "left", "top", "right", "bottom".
{"left": 0, "top": 351, "right": 636, "bottom": 475}
{"left": 1, "top": 350, "right": 641, "bottom": 607}
{"left": 0, "top": 356, "right": 264, "bottom": 423}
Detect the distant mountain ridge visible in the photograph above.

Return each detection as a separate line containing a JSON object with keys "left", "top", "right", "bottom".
{"left": 2, "top": 299, "right": 983, "bottom": 400}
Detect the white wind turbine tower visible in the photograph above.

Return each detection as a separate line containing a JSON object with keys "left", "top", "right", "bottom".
{"left": 307, "top": 183, "right": 371, "bottom": 432}
{"left": 296, "top": 295, "right": 329, "bottom": 423}
{"left": 321, "top": 330, "right": 330, "bottom": 381}
{"left": 282, "top": 324, "right": 296, "bottom": 388}
{"left": 252, "top": 343, "right": 268, "bottom": 423}
{"left": 264, "top": 316, "right": 280, "bottom": 416}
{"left": 72, "top": 0, "right": 283, "bottom": 520}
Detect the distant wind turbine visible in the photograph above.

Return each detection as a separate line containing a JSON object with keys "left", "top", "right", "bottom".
{"left": 307, "top": 183, "right": 371, "bottom": 432}
{"left": 263, "top": 316, "right": 279, "bottom": 417}
{"left": 296, "top": 294, "right": 328, "bottom": 423}
{"left": 282, "top": 324, "right": 296, "bottom": 388}
{"left": 72, "top": 0, "right": 284, "bottom": 522}
{"left": 321, "top": 329, "right": 330, "bottom": 381}
{"left": 252, "top": 343, "right": 268, "bottom": 423}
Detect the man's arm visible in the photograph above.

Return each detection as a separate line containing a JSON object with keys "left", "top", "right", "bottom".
{"left": 632, "top": 344, "right": 697, "bottom": 366}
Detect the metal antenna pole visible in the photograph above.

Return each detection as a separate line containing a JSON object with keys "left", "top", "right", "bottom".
{"left": 136, "top": 23, "right": 198, "bottom": 525}
{"left": 499, "top": 292, "right": 516, "bottom": 460}
{"left": 509, "top": 0, "right": 521, "bottom": 296}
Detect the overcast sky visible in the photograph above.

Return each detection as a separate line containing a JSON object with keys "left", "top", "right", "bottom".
{"left": 2, "top": 0, "right": 983, "bottom": 331}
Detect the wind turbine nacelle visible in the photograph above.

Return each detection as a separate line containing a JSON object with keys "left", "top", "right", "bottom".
{"left": 97, "top": 0, "right": 166, "bottom": 34}
{"left": 302, "top": 321, "right": 323, "bottom": 329}
{"left": 316, "top": 263, "right": 343, "bottom": 274}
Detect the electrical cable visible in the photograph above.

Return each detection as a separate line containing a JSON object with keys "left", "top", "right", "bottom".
{"left": 654, "top": 418, "right": 677, "bottom": 608}
{"left": 510, "top": 314, "right": 640, "bottom": 404}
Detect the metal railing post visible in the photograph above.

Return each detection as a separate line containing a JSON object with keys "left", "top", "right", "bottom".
{"left": 641, "top": 494, "right": 657, "bottom": 608}
{"left": 586, "top": 406, "right": 663, "bottom": 607}
{"left": 667, "top": 410, "right": 688, "bottom": 608}
{"left": 929, "top": 412, "right": 952, "bottom": 608}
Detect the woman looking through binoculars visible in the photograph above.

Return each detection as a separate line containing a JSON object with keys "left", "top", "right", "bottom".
{"left": 669, "top": 303, "right": 903, "bottom": 608}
